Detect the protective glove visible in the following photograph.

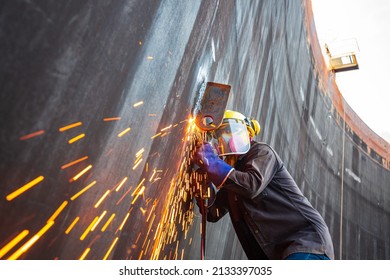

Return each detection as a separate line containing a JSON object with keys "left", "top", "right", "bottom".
{"left": 192, "top": 142, "right": 234, "bottom": 188}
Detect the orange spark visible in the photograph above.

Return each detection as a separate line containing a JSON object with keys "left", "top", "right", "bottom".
{"left": 131, "top": 186, "right": 145, "bottom": 205}
{"left": 59, "top": 122, "right": 82, "bottom": 132}
{"left": 0, "top": 230, "right": 29, "bottom": 259}
{"left": 79, "top": 248, "right": 90, "bottom": 260}
{"left": 103, "top": 237, "right": 119, "bottom": 260}
{"left": 131, "top": 179, "right": 145, "bottom": 197}
{"left": 114, "top": 177, "right": 128, "bottom": 192}
{"left": 70, "top": 165, "right": 92, "bottom": 182}
{"left": 91, "top": 211, "right": 107, "bottom": 231}
{"left": 134, "top": 152, "right": 143, "bottom": 164}
{"left": 47, "top": 201, "right": 68, "bottom": 223}
{"left": 61, "top": 156, "right": 89, "bottom": 170}
{"left": 149, "top": 169, "right": 157, "bottom": 182}
{"left": 118, "top": 127, "right": 131, "bottom": 137}
{"left": 6, "top": 176, "right": 44, "bottom": 201}
{"left": 136, "top": 148, "right": 145, "bottom": 158}
{"left": 68, "top": 133, "right": 85, "bottom": 144}
{"left": 135, "top": 232, "right": 142, "bottom": 244}
{"left": 103, "top": 117, "right": 121, "bottom": 122}
{"left": 161, "top": 124, "right": 172, "bottom": 131}
{"left": 146, "top": 201, "right": 157, "bottom": 222}
{"left": 94, "top": 190, "right": 110, "bottom": 208}
{"left": 151, "top": 132, "right": 162, "bottom": 139}
{"left": 118, "top": 212, "right": 131, "bottom": 231}
{"left": 132, "top": 158, "right": 143, "bottom": 170}
{"left": 7, "top": 221, "right": 54, "bottom": 260}
{"left": 148, "top": 114, "right": 157, "bottom": 117}
{"left": 19, "top": 130, "right": 45, "bottom": 141}
{"left": 136, "top": 178, "right": 146, "bottom": 190}
{"left": 101, "top": 213, "right": 116, "bottom": 232}
{"left": 153, "top": 223, "right": 162, "bottom": 241}
{"left": 116, "top": 186, "right": 133, "bottom": 205}
{"left": 65, "top": 217, "right": 80, "bottom": 234}
{"left": 70, "top": 181, "right": 96, "bottom": 201}
{"left": 80, "top": 217, "right": 99, "bottom": 241}
{"left": 151, "top": 169, "right": 163, "bottom": 183}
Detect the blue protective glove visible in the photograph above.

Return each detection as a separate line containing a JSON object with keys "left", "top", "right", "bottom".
{"left": 192, "top": 142, "right": 234, "bottom": 188}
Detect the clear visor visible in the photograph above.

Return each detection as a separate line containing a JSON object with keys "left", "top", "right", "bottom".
{"left": 208, "top": 119, "right": 250, "bottom": 156}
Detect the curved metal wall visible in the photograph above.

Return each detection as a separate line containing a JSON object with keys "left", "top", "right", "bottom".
{"left": 0, "top": 0, "right": 389, "bottom": 260}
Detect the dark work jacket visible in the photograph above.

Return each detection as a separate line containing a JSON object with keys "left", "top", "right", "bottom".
{"left": 207, "top": 141, "right": 334, "bottom": 260}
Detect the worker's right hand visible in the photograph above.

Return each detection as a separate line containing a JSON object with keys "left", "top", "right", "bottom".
{"left": 192, "top": 142, "right": 234, "bottom": 188}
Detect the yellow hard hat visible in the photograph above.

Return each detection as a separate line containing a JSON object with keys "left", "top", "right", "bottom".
{"left": 223, "top": 110, "right": 261, "bottom": 137}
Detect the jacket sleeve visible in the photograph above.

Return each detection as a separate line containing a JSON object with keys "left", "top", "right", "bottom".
{"left": 223, "top": 142, "right": 279, "bottom": 199}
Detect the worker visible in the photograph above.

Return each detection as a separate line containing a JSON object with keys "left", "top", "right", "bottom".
{"left": 192, "top": 110, "right": 334, "bottom": 260}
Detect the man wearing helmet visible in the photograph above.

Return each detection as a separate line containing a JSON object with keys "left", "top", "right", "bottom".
{"left": 192, "top": 110, "right": 334, "bottom": 260}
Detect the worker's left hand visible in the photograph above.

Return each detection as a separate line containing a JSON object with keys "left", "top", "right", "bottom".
{"left": 192, "top": 142, "right": 233, "bottom": 188}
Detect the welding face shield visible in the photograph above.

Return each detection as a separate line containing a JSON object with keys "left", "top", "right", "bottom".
{"left": 208, "top": 118, "right": 251, "bottom": 156}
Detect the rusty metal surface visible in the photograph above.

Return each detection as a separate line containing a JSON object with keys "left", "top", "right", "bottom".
{"left": 0, "top": 0, "right": 389, "bottom": 260}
